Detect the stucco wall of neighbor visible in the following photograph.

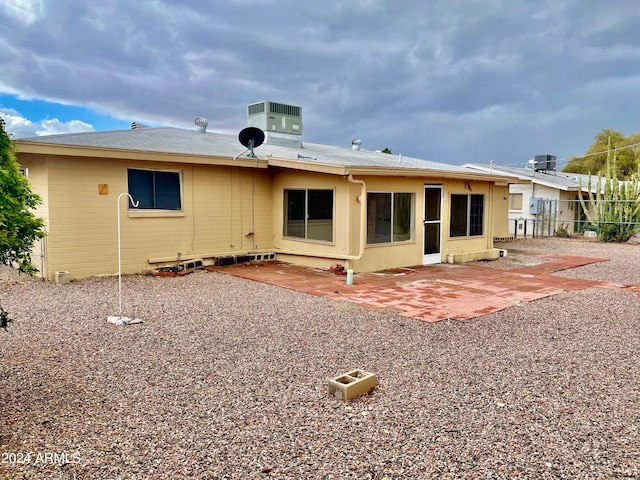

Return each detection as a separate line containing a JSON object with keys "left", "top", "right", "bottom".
{"left": 17, "top": 154, "right": 273, "bottom": 281}
{"left": 507, "top": 183, "right": 599, "bottom": 236}
{"left": 507, "top": 182, "right": 532, "bottom": 235}
{"left": 557, "top": 190, "right": 579, "bottom": 233}
{"left": 557, "top": 191, "right": 601, "bottom": 234}
{"left": 508, "top": 183, "right": 564, "bottom": 235}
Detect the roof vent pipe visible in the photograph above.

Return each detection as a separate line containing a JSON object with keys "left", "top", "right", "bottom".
{"left": 195, "top": 117, "right": 208, "bottom": 133}
{"left": 352, "top": 139, "right": 362, "bottom": 151}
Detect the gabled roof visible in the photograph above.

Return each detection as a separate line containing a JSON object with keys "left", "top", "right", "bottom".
{"left": 463, "top": 163, "right": 602, "bottom": 192}
{"left": 16, "top": 126, "right": 511, "bottom": 182}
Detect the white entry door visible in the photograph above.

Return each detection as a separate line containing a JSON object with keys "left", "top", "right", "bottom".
{"left": 423, "top": 185, "right": 442, "bottom": 264}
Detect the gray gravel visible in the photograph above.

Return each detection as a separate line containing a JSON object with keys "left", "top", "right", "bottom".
{"left": 0, "top": 237, "right": 639, "bottom": 479}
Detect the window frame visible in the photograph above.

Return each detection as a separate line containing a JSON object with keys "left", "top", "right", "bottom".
{"left": 509, "top": 193, "right": 523, "bottom": 212}
{"left": 449, "top": 193, "right": 484, "bottom": 238}
{"left": 283, "top": 188, "right": 334, "bottom": 243}
{"left": 127, "top": 168, "right": 183, "bottom": 211}
{"left": 366, "top": 191, "right": 415, "bottom": 245}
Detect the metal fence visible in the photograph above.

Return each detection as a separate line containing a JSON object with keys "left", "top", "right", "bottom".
{"left": 511, "top": 198, "right": 640, "bottom": 239}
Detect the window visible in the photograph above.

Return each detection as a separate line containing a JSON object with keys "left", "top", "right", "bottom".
{"left": 367, "top": 192, "right": 414, "bottom": 244}
{"left": 509, "top": 193, "right": 523, "bottom": 211}
{"left": 450, "top": 194, "right": 484, "bottom": 237}
{"left": 283, "top": 189, "right": 333, "bottom": 242}
{"left": 127, "top": 169, "right": 181, "bottom": 210}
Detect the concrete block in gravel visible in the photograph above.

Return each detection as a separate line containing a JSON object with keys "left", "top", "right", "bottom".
{"left": 328, "top": 369, "right": 376, "bottom": 401}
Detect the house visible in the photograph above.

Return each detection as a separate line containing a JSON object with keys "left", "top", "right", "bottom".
{"left": 464, "top": 160, "right": 602, "bottom": 238}
{"left": 15, "top": 101, "right": 514, "bottom": 282}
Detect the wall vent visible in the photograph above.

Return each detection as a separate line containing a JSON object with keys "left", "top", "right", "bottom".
{"left": 267, "top": 102, "right": 301, "bottom": 117}
{"left": 248, "top": 102, "right": 266, "bottom": 115}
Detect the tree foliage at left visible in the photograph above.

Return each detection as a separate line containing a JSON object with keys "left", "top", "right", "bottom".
{"left": 0, "top": 117, "right": 46, "bottom": 275}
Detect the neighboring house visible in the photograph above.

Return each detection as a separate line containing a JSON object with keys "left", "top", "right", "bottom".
{"left": 464, "top": 161, "right": 601, "bottom": 238}
{"left": 16, "top": 101, "right": 515, "bottom": 282}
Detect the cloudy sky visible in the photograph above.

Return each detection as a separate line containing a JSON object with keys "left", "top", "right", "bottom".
{"left": 1, "top": 0, "right": 639, "bottom": 167}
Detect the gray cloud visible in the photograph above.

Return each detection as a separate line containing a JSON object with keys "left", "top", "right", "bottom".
{"left": 1, "top": 0, "right": 640, "bottom": 164}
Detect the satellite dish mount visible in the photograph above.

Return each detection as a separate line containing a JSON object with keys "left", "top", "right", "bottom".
{"left": 238, "top": 127, "right": 265, "bottom": 158}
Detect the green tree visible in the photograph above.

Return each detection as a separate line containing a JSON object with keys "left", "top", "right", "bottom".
{"left": 0, "top": 117, "right": 46, "bottom": 273}
{"left": 381, "top": 147, "right": 393, "bottom": 154}
{"left": 579, "top": 146, "right": 640, "bottom": 242}
{"left": 564, "top": 129, "right": 640, "bottom": 179}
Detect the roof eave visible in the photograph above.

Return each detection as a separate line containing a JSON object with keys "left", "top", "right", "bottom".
{"left": 266, "top": 157, "right": 515, "bottom": 182}
{"left": 346, "top": 166, "right": 514, "bottom": 182}
{"left": 529, "top": 178, "right": 575, "bottom": 191}
{"left": 15, "top": 141, "right": 268, "bottom": 169}
{"left": 266, "top": 157, "right": 347, "bottom": 175}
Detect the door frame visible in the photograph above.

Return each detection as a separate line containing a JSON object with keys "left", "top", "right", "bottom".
{"left": 423, "top": 184, "right": 443, "bottom": 265}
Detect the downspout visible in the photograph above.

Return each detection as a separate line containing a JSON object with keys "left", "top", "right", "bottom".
{"left": 346, "top": 174, "right": 367, "bottom": 262}
{"left": 488, "top": 183, "right": 494, "bottom": 249}
{"left": 274, "top": 174, "right": 367, "bottom": 262}
{"left": 531, "top": 182, "right": 536, "bottom": 237}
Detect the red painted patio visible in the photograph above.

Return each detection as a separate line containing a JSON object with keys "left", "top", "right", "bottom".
{"left": 208, "top": 254, "right": 638, "bottom": 323}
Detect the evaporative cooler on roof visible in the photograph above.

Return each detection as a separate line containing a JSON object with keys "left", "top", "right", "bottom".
{"left": 534, "top": 155, "right": 556, "bottom": 171}
{"left": 247, "top": 101, "right": 302, "bottom": 136}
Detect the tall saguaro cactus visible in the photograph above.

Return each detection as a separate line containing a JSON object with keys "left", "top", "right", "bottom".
{"left": 579, "top": 142, "right": 640, "bottom": 242}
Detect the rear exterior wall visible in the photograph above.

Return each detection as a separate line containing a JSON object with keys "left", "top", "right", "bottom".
{"left": 272, "top": 171, "right": 497, "bottom": 273}
{"left": 18, "top": 154, "right": 273, "bottom": 281}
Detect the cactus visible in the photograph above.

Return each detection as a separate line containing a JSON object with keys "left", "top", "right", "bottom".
{"left": 579, "top": 142, "right": 640, "bottom": 242}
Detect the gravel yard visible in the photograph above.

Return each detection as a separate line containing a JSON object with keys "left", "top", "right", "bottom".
{"left": 0, "top": 237, "right": 639, "bottom": 479}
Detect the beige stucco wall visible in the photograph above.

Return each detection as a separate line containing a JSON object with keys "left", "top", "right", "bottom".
{"left": 272, "top": 169, "right": 353, "bottom": 259}
{"left": 438, "top": 178, "right": 495, "bottom": 256}
{"left": 558, "top": 191, "right": 600, "bottom": 234}
{"left": 18, "top": 154, "right": 273, "bottom": 281}
{"left": 557, "top": 190, "right": 579, "bottom": 233}
{"left": 19, "top": 155, "right": 49, "bottom": 278}
{"left": 272, "top": 171, "right": 498, "bottom": 273}
{"left": 19, "top": 151, "right": 502, "bottom": 279}
{"left": 354, "top": 176, "right": 430, "bottom": 272}
{"left": 492, "top": 185, "right": 511, "bottom": 238}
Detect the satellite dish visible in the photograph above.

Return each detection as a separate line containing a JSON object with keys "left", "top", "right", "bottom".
{"left": 238, "top": 127, "right": 265, "bottom": 158}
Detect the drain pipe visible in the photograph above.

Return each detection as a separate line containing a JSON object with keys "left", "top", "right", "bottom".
{"left": 40, "top": 236, "right": 46, "bottom": 280}
{"left": 346, "top": 174, "right": 367, "bottom": 262}
{"left": 274, "top": 174, "right": 367, "bottom": 263}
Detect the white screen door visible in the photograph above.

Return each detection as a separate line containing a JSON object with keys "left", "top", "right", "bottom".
{"left": 423, "top": 185, "right": 442, "bottom": 264}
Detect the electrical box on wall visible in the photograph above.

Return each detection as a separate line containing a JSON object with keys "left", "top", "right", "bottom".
{"left": 529, "top": 197, "right": 542, "bottom": 215}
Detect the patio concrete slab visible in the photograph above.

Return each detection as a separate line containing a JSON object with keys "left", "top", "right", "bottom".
{"left": 207, "top": 254, "right": 636, "bottom": 323}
